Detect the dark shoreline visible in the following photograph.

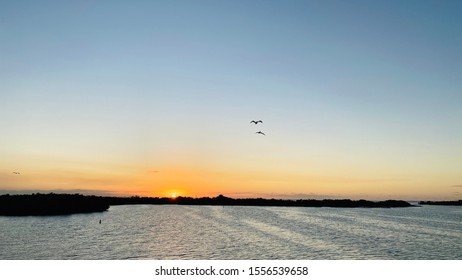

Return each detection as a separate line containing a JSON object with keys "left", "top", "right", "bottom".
{"left": 106, "top": 194, "right": 414, "bottom": 208}
{"left": 0, "top": 193, "right": 417, "bottom": 216}
{"left": 419, "top": 200, "right": 462, "bottom": 206}
{"left": 0, "top": 193, "right": 109, "bottom": 216}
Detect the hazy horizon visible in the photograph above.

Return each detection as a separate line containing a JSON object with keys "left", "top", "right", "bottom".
{"left": 0, "top": 188, "right": 458, "bottom": 202}
{"left": 1, "top": 1, "right": 461, "bottom": 201}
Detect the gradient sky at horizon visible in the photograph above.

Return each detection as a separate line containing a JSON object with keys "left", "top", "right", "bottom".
{"left": 1, "top": 0, "right": 461, "bottom": 200}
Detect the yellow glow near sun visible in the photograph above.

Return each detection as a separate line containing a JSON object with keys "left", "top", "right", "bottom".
{"left": 159, "top": 187, "right": 188, "bottom": 199}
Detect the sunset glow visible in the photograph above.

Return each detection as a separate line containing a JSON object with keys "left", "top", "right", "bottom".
{"left": 1, "top": 1, "right": 461, "bottom": 201}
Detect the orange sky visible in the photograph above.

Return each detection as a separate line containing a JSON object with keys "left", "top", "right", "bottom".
{"left": 1, "top": 153, "right": 460, "bottom": 200}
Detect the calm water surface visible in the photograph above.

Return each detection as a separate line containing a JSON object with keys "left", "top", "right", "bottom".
{"left": 0, "top": 205, "right": 461, "bottom": 259}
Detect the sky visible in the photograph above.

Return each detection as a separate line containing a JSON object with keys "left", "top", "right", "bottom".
{"left": 1, "top": 0, "right": 461, "bottom": 200}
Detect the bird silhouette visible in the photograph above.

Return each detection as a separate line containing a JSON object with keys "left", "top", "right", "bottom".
{"left": 250, "top": 120, "right": 263, "bottom": 124}
{"left": 12, "top": 172, "right": 20, "bottom": 175}
{"left": 255, "top": 131, "right": 266, "bottom": 135}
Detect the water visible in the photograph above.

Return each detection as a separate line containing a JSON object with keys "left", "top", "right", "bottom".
{"left": 0, "top": 205, "right": 461, "bottom": 259}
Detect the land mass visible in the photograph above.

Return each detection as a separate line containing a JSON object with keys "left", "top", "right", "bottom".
{"left": 0, "top": 193, "right": 414, "bottom": 216}
{"left": 419, "top": 200, "right": 462, "bottom": 206}
{"left": 106, "top": 194, "right": 414, "bottom": 208}
{"left": 0, "top": 193, "right": 109, "bottom": 216}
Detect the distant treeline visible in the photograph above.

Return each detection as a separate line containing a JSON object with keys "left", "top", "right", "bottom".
{"left": 0, "top": 193, "right": 109, "bottom": 216}
{"left": 0, "top": 193, "right": 413, "bottom": 216}
{"left": 419, "top": 200, "right": 462, "bottom": 206}
{"left": 106, "top": 194, "right": 413, "bottom": 208}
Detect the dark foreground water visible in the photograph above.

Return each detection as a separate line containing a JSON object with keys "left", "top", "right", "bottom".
{"left": 0, "top": 205, "right": 461, "bottom": 259}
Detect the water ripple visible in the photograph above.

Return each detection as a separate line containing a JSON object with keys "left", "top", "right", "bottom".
{"left": 0, "top": 205, "right": 460, "bottom": 259}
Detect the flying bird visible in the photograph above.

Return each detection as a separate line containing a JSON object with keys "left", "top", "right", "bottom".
{"left": 255, "top": 131, "right": 266, "bottom": 135}
{"left": 12, "top": 172, "right": 20, "bottom": 175}
{"left": 250, "top": 120, "right": 263, "bottom": 124}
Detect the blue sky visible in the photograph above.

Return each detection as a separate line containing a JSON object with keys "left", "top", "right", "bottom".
{"left": 1, "top": 0, "right": 461, "bottom": 199}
